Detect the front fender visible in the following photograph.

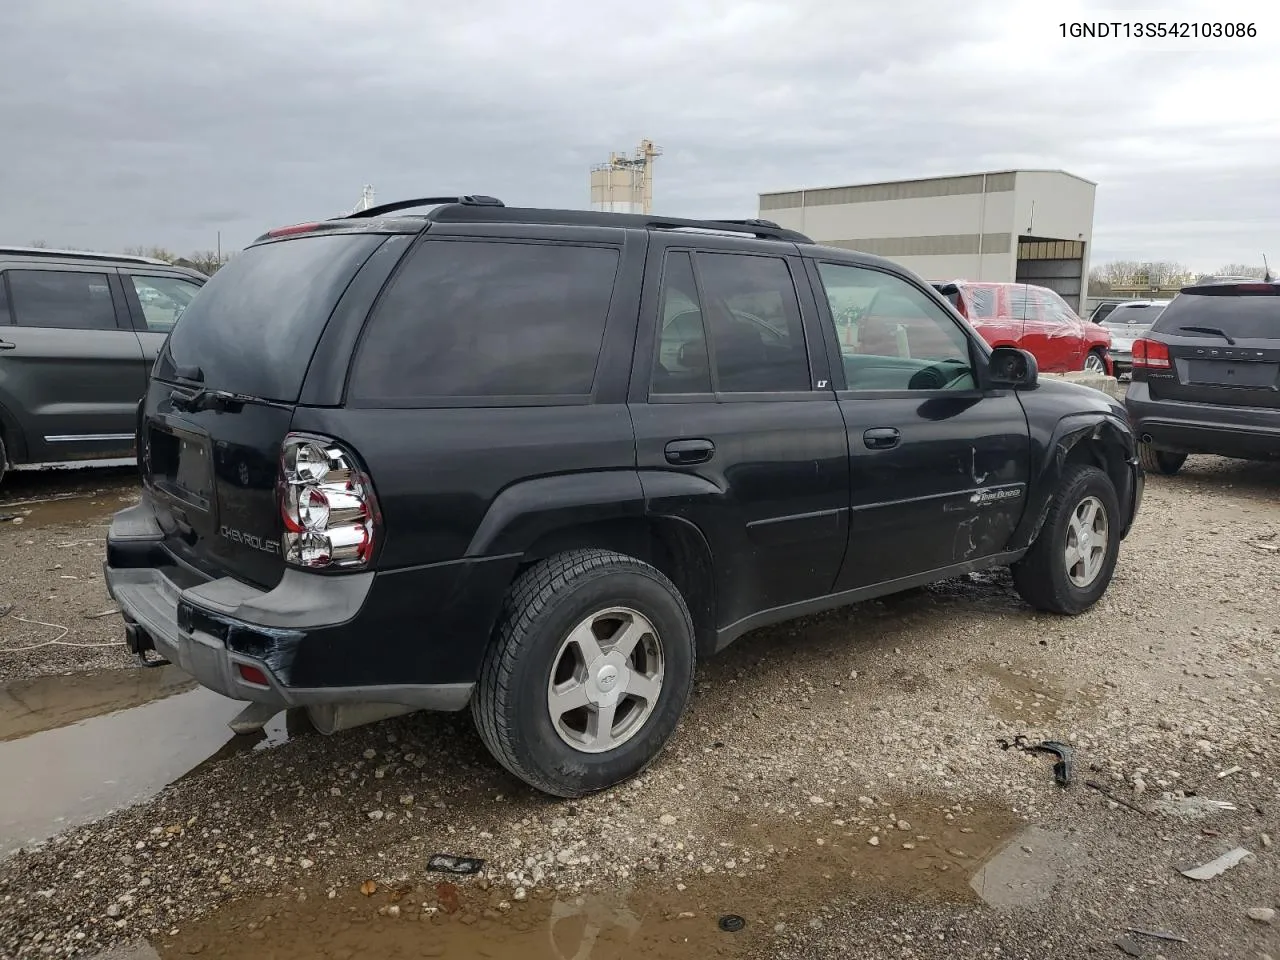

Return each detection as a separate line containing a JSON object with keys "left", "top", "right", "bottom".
{"left": 1010, "top": 411, "right": 1139, "bottom": 549}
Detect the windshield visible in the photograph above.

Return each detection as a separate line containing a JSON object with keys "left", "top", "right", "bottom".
{"left": 1152, "top": 292, "right": 1280, "bottom": 340}
{"left": 158, "top": 233, "right": 385, "bottom": 401}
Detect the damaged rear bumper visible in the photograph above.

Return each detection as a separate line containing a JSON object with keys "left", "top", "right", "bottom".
{"left": 104, "top": 502, "right": 473, "bottom": 712}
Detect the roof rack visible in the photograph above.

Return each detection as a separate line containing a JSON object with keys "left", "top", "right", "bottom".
{"left": 342, "top": 195, "right": 505, "bottom": 220}
{"left": 0, "top": 245, "right": 173, "bottom": 266}
{"left": 422, "top": 204, "right": 813, "bottom": 242}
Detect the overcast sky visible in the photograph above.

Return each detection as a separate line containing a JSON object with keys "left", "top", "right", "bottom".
{"left": 1, "top": 0, "right": 1276, "bottom": 270}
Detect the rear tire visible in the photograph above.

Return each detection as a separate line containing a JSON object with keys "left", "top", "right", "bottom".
{"left": 1138, "top": 443, "right": 1186, "bottom": 476}
{"left": 472, "top": 549, "right": 696, "bottom": 798}
{"left": 0, "top": 434, "right": 6, "bottom": 489}
{"left": 1011, "top": 464, "right": 1120, "bottom": 615}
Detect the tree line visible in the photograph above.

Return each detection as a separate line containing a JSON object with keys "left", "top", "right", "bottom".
{"left": 1089, "top": 260, "right": 1269, "bottom": 296}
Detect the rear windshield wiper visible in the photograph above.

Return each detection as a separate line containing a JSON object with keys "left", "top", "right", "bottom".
{"left": 169, "top": 387, "right": 290, "bottom": 413}
{"left": 1177, "top": 325, "right": 1236, "bottom": 345}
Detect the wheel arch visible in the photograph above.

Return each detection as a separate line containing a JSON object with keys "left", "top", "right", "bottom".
{"left": 1012, "top": 413, "right": 1138, "bottom": 548}
{"left": 465, "top": 472, "right": 718, "bottom": 658}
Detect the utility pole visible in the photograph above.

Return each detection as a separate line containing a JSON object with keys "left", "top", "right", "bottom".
{"left": 216, "top": 231, "right": 221, "bottom": 261}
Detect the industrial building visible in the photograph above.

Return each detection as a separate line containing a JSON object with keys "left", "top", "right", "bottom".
{"left": 590, "top": 140, "right": 662, "bottom": 215}
{"left": 759, "top": 170, "right": 1096, "bottom": 311}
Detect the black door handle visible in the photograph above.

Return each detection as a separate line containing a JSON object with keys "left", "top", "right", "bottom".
{"left": 665, "top": 438, "right": 715, "bottom": 465}
{"left": 863, "top": 427, "right": 901, "bottom": 450}
{"left": 0, "top": 340, "right": 15, "bottom": 351}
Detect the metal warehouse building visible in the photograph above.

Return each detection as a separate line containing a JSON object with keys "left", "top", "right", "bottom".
{"left": 758, "top": 169, "right": 1096, "bottom": 311}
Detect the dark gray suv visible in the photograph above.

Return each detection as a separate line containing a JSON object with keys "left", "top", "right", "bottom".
{"left": 0, "top": 246, "right": 206, "bottom": 484}
{"left": 1126, "top": 280, "right": 1279, "bottom": 474}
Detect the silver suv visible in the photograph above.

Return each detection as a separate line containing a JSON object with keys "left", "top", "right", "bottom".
{"left": 0, "top": 246, "right": 205, "bottom": 485}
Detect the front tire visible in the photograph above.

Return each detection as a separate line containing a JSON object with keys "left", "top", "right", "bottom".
{"left": 472, "top": 549, "right": 696, "bottom": 798}
{"left": 1011, "top": 464, "right": 1121, "bottom": 615}
{"left": 1083, "top": 349, "right": 1108, "bottom": 375}
{"left": 1138, "top": 443, "right": 1186, "bottom": 476}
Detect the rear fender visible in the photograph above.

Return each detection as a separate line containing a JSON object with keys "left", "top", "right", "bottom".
{"left": 465, "top": 470, "right": 647, "bottom": 558}
{"left": 1010, "top": 413, "right": 1138, "bottom": 549}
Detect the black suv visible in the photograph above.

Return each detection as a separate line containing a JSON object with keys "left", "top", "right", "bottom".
{"left": 0, "top": 247, "right": 205, "bottom": 484}
{"left": 1126, "top": 280, "right": 1279, "bottom": 475}
{"left": 105, "top": 197, "right": 1143, "bottom": 797}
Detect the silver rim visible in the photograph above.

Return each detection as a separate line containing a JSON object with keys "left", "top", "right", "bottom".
{"left": 1083, "top": 353, "right": 1107, "bottom": 374}
{"left": 1065, "top": 495, "right": 1109, "bottom": 588}
{"left": 546, "top": 606, "right": 664, "bottom": 754}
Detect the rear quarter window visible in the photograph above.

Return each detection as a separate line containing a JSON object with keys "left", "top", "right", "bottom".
{"left": 1152, "top": 294, "right": 1279, "bottom": 340}
{"left": 348, "top": 239, "right": 620, "bottom": 403}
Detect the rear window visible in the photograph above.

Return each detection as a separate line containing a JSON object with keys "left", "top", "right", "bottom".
{"left": 348, "top": 239, "right": 619, "bottom": 402}
{"left": 159, "top": 233, "right": 385, "bottom": 401}
{"left": 1103, "top": 304, "right": 1166, "bottom": 327}
{"left": 1152, "top": 292, "right": 1280, "bottom": 340}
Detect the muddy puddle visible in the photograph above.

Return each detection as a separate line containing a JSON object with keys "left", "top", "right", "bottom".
{"left": 0, "top": 471, "right": 140, "bottom": 530}
{"left": 153, "top": 800, "right": 1021, "bottom": 960}
{"left": 0, "top": 668, "right": 306, "bottom": 857}
{"left": 978, "top": 661, "right": 1101, "bottom": 723}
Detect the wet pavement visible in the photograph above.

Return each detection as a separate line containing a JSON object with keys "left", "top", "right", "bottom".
{"left": 0, "top": 667, "right": 304, "bottom": 858}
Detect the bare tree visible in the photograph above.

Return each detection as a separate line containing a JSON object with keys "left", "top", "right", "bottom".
{"left": 1213, "top": 263, "right": 1266, "bottom": 278}
{"left": 28, "top": 239, "right": 48, "bottom": 248}
{"left": 183, "top": 250, "right": 233, "bottom": 275}
{"left": 1087, "top": 267, "right": 1113, "bottom": 297}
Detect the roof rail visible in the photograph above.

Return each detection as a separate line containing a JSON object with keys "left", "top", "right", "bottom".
{"left": 418, "top": 204, "right": 812, "bottom": 242}
{"left": 343, "top": 195, "right": 505, "bottom": 220}
{"left": 0, "top": 245, "right": 172, "bottom": 266}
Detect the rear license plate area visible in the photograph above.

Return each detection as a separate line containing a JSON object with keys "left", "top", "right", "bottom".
{"left": 147, "top": 423, "right": 214, "bottom": 512}
{"left": 1186, "top": 360, "right": 1279, "bottom": 388}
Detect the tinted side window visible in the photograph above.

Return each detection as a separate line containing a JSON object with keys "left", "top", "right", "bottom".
{"left": 8, "top": 270, "right": 118, "bottom": 331}
{"left": 651, "top": 252, "right": 712, "bottom": 395}
{"left": 351, "top": 240, "right": 619, "bottom": 401}
{"left": 817, "top": 263, "right": 975, "bottom": 391}
{"left": 694, "top": 253, "right": 810, "bottom": 393}
{"left": 130, "top": 275, "right": 203, "bottom": 333}
{"left": 1152, "top": 294, "right": 1280, "bottom": 340}
{"left": 0, "top": 273, "right": 10, "bottom": 325}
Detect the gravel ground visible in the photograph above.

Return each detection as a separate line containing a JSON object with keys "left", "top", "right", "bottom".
{"left": 0, "top": 468, "right": 138, "bottom": 685}
{"left": 0, "top": 457, "right": 1277, "bottom": 959}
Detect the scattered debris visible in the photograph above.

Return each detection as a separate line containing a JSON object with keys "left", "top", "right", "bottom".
{"left": 0, "top": 514, "right": 18, "bottom": 524}
{"left": 1178, "top": 847, "right": 1252, "bottom": 881}
{"left": 425, "top": 854, "right": 485, "bottom": 876}
{"left": 997, "top": 736, "right": 1073, "bottom": 786}
{"left": 1247, "top": 907, "right": 1275, "bottom": 924}
{"left": 1246, "top": 539, "right": 1279, "bottom": 554}
{"left": 83, "top": 608, "right": 121, "bottom": 620}
{"left": 1150, "top": 796, "right": 1237, "bottom": 819}
{"left": 0, "top": 603, "right": 11, "bottom": 619}
{"left": 1114, "top": 934, "right": 1145, "bottom": 957}
{"left": 718, "top": 914, "right": 746, "bottom": 933}
{"left": 1215, "top": 765, "right": 1243, "bottom": 779}
{"left": 1126, "top": 927, "right": 1188, "bottom": 943}
{"left": 1086, "top": 780, "right": 1149, "bottom": 816}
{"left": 359, "top": 880, "right": 377, "bottom": 896}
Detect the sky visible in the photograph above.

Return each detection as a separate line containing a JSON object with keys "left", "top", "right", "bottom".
{"left": 1, "top": 0, "right": 1277, "bottom": 271}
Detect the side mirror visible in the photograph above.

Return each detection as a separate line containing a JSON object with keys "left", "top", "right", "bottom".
{"left": 987, "top": 346, "right": 1038, "bottom": 389}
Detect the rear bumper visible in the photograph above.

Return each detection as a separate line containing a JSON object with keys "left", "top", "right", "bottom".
{"left": 104, "top": 500, "right": 475, "bottom": 711}
{"left": 1125, "top": 383, "right": 1280, "bottom": 459}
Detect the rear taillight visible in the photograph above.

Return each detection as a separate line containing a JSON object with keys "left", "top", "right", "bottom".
{"left": 278, "top": 433, "right": 380, "bottom": 571}
{"left": 1131, "top": 338, "right": 1171, "bottom": 370}
{"left": 266, "top": 222, "right": 324, "bottom": 238}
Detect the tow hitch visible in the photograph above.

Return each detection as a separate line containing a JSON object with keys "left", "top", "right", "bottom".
{"left": 123, "top": 618, "right": 171, "bottom": 669}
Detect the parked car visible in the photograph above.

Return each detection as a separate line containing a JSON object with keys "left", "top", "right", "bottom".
{"left": 1098, "top": 300, "right": 1172, "bottom": 378}
{"left": 1126, "top": 279, "right": 1280, "bottom": 475}
{"left": 0, "top": 246, "right": 206, "bottom": 485}
{"left": 105, "top": 197, "right": 1142, "bottom": 798}
{"left": 1088, "top": 299, "right": 1130, "bottom": 325}
{"left": 931, "top": 280, "right": 1113, "bottom": 376}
